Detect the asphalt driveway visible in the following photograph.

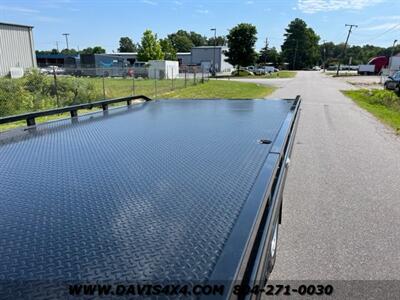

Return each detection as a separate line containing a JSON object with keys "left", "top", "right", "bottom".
{"left": 241, "top": 71, "right": 400, "bottom": 280}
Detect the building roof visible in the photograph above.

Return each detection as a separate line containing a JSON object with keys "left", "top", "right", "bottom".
{"left": 111, "top": 52, "right": 138, "bottom": 55}
{"left": 192, "top": 46, "right": 227, "bottom": 49}
{"left": 0, "top": 22, "right": 33, "bottom": 29}
{"left": 36, "top": 53, "right": 78, "bottom": 59}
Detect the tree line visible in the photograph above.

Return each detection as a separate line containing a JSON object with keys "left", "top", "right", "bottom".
{"left": 36, "top": 19, "right": 400, "bottom": 70}
{"left": 36, "top": 29, "right": 226, "bottom": 60}
{"left": 225, "top": 18, "right": 400, "bottom": 70}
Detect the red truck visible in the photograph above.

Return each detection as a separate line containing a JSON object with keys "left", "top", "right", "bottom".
{"left": 358, "top": 56, "right": 389, "bottom": 75}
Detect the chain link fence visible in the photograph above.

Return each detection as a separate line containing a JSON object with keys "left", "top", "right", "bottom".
{"left": 0, "top": 65, "right": 210, "bottom": 132}
{"left": 0, "top": 65, "right": 210, "bottom": 130}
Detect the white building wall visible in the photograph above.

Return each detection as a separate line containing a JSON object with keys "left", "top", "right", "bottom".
{"left": 148, "top": 60, "right": 179, "bottom": 79}
{"left": 0, "top": 23, "right": 36, "bottom": 76}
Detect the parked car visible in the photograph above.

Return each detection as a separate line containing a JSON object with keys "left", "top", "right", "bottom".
{"left": 41, "top": 66, "right": 65, "bottom": 75}
{"left": 231, "top": 69, "right": 254, "bottom": 76}
{"left": 312, "top": 66, "right": 321, "bottom": 71}
{"left": 254, "top": 66, "right": 279, "bottom": 75}
{"left": 384, "top": 71, "right": 400, "bottom": 94}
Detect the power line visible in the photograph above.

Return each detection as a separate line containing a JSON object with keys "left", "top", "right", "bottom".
{"left": 368, "top": 22, "right": 400, "bottom": 42}
{"left": 337, "top": 24, "right": 357, "bottom": 76}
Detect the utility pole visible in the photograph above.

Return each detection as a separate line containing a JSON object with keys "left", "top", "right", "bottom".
{"left": 292, "top": 40, "right": 298, "bottom": 70}
{"left": 264, "top": 37, "right": 268, "bottom": 64}
{"left": 210, "top": 28, "right": 216, "bottom": 76}
{"left": 322, "top": 40, "right": 327, "bottom": 72}
{"left": 390, "top": 39, "right": 398, "bottom": 72}
{"left": 336, "top": 24, "right": 357, "bottom": 76}
{"left": 62, "top": 33, "right": 70, "bottom": 50}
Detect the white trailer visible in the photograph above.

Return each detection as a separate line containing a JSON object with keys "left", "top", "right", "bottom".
{"left": 358, "top": 64, "right": 375, "bottom": 75}
{"left": 148, "top": 60, "right": 179, "bottom": 79}
{"left": 389, "top": 56, "right": 400, "bottom": 75}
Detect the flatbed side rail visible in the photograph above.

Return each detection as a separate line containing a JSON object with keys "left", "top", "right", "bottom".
{"left": 0, "top": 95, "right": 152, "bottom": 127}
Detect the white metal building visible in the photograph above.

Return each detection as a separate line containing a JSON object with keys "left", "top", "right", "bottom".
{"left": 148, "top": 60, "right": 179, "bottom": 79}
{"left": 190, "top": 46, "right": 233, "bottom": 73}
{"left": 0, "top": 22, "right": 36, "bottom": 76}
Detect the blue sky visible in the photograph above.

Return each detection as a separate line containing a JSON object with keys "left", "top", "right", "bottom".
{"left": 1, "top": 0, "right": 399, "bottom": 52}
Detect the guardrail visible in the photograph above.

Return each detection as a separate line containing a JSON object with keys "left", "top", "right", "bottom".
{"left": 0, "top": 95, "right": 152, "bottom": 127}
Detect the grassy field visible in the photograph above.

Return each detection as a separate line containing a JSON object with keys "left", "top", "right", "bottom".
{"left": 257, "top": 71, "right": 297, "bottom": 79}
{"left": 0, "top": 79, "right": 275, "bottom": 132}
{"left": 343, "top": 89, "right": 400, "bottom": 134}
{"left": 162, "top": 80, "right": 275, "bottom": 99}
{"left": 85, "top": 77, "right": 191, "bottom": 99}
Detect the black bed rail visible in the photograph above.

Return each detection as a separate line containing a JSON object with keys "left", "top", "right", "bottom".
{"left": 0, "top": 95, "right": 152, "bottom": 127}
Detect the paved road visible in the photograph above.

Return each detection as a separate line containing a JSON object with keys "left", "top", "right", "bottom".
{"left": 247, "top": 71, "right": 400, "bottom": 280}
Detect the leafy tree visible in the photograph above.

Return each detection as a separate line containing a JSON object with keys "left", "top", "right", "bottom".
{"left": 318, "top": 42, "right": 400, "bottom": 67}
{"left": 80, "top": 46, "right": 106, "bottom": 54}
{"left": 160, "top": 39, "right": 177, "bottom": 60}
{"left": 60, "top": 48, "right": 79, "bottom": 55}
{"left": 36, "top": 49, "right": 59, "bottom": 55}
{"left": 258, "top": 45, "right": 281, "bottom": 66}
{"left": 118, "top": 37, "right": 137, "bottom": 52}
{"left": 258, "top": 38, "right": 269, "bottom": 64}
{"left": 281, "top": 18, "right": 320, "bottom": 70}
{"left": 207, "top": 36, "right": 226, "bottom": 46}
{"left": 225, "top": 23, "right": 258, "bottom": 69}
{"left": 167, "top": 30, "right": 193, "bottom": 52}
{"left": 189, "top": 31, "right": 207, "bottom": 46}
{"left": 167, "top": 30, "right": 207, "bottom": 52}
{"left": 137, "top": 30, "right": 164, "bottom": 61}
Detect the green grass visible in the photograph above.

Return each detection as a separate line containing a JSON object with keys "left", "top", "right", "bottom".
{"left": 0, "top": 79, "right": 275, "bottom": 132}
{"left": 258, "top": 71, "right": 297, "bottom": 78}
{"left": 161, "top": 80, "right": 275, "bottom": 99}
{"left": 326, "top": 71, "right": 359, "bottom": 77}
{"left": 343, "top": 89, "right": 400, "bottom": 134}
{"left": 83, "top": 77, "right": 190, "bottom": 99}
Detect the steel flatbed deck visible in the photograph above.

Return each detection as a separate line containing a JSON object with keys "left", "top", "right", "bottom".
{"left": 0, "top": 96, "right": 301, "bottom": 299}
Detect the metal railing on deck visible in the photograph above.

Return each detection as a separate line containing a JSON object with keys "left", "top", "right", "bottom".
{"left": 0, "top": 95, "right": 151, "bottom": 127}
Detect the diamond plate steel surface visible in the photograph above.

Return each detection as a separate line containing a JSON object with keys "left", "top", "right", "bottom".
{"left": 0, "top": 100, "right": 294, "bottom": 293}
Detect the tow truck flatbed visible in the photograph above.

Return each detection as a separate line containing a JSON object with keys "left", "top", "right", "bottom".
{"left": 0, "top": 96, "right": 300, "bottom": 299}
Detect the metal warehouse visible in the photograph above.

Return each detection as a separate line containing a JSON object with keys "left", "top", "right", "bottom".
{"left": 0, "top": 22, "right": 36, "bottom": 76}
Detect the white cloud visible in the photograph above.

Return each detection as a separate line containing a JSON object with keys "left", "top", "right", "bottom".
{"left": 245, "top": 1, "right": 254, "bottom": 4}
{"left": 34, "top": 15, "right": 62, "bottom": 23}
{"left": 0, "top": 5, "right": 39, "bottom": 14}
{"left": 195, "top": 9, "right": 209, "bottom": 14}
{"left": 141, "top": 0, "right": 157, "bottom": 5}
{"left": 362, "top": 22, "right": 399, "bottom": 31}
{"left": 173, "top": 0, "right": 183, "bottom": 5}
{"left": 298, "top": 0, "right": 385, "bottom": 13}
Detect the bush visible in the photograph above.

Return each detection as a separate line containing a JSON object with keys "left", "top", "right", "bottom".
{"left": 56, "top": 78, "right": 101, "bottom": 106}
{"left": 23, "top": 70, "right": 54, "bottom": 110}
{"left": 0, "top": 78, "right": 33, "bottom": 117}
{"left": 0, "top": 71, "right": 103, "bottom": 117}
{"left": 363, "top": 89, "right": 400, "bottom": 112}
